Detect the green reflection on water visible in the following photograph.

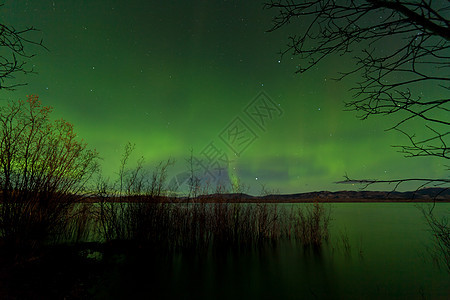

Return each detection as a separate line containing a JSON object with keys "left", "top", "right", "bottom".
{"left": 91, "top": 203, "right": 449, "bottom": 299}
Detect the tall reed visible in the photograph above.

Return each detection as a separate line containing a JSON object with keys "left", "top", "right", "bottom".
{"left": 91, "top": 146, "right": 333, "bottom": 255}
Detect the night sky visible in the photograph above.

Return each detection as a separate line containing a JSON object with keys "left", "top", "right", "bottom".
{"left": 1, "top": 1, "right": 446, "bottom": 194}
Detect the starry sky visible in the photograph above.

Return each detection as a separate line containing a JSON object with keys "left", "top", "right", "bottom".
{"left": 0, "top": 1, "right": 446, "bottom": 194}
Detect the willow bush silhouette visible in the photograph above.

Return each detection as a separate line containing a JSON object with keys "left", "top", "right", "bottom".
{"left": 289, "top": 202, "right": 331, "bottom": 248}
{"left": 419, "top": 204, "right": 450, "bottom": 273}
{"left": 95, "top": 142, "right": 175, "bottom": 244}
{"left": 0, "top": 95, "right": 99, "bottom": 257}
{"left": 95, "top": 147, "right": 331, "bottom": 255}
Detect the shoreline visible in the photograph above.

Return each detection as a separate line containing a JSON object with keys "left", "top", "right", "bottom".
{"left": 78, "top": 197, "right": 450, "bottom": 204}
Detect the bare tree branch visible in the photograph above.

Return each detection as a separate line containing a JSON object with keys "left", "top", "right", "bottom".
{"left": 335, "top": 174, "right": 450, "bottom": 191}
{"left": 0, "top": 4, "right": 48, "bottom": 90}
{"left": 266, "top": 0, "right": 449, "bottom": 181}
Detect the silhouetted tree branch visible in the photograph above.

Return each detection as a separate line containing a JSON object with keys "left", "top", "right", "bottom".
{"left": 0, "top": 4, "right": 47, "bottom": 90}
{"left": 265, "top": 0, "right": 449, "bottom": 162}
{"left": 267, "top": 2, "right": 450, "bottom": 263}
{"left": 336, "top": 173, "right": 450, "bottom": 191}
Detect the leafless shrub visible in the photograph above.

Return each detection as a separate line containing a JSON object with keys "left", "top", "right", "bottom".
{"left": 0, "top": 96, "right": 99, "bottom": 257}
{"left": 94, "top": 147, "right": 333, "bottom": 254}
{"left": 419, "top": 203, "right": 449, "bottom": 272}
{"left": 290, "top": 202, "right": 331, "bottom": 249}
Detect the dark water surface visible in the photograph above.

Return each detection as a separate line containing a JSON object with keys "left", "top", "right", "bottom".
{"left": 92, "top": 203, "right": 449, "bottom": 299}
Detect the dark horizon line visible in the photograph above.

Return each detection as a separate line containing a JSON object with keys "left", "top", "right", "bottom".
{"left": 75, "top": 187, "right": 450, "bottom": 203}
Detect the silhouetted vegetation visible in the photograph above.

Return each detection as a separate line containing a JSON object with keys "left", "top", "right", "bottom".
{"left": 0, "top": 95, "right": 99, "bottom": 259}
{"left": 266, "top": 0, "right": 449, "bottom": 165}
{"left": 419, "top": 203, "right": 450, "bottom": 273}
{"left": 93, "top": 143, "right": 332, "bottom": 255}
{"left": 265, "top": 0, "right": 449, "bottom": 268}
{"left": 1, "top": 98, "right": 447, "bottom": 298}
{"left": 0, "top": 4, "right": 47, "bottom": 90}
{"left": 287, "top": 202, "right": 331, "bottom": 249}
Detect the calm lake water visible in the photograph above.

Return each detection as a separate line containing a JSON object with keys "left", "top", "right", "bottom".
{"left": 93, "top": 203, "right": 449, "bottom": 299}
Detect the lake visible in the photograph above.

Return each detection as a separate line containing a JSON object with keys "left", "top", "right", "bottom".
{"left": 90, "top": 202, "right": 449, "bottom": 299}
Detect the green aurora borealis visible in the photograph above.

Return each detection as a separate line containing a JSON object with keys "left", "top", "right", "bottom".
{"left": 1, "top": 1, "right": 447, "bottom": 194}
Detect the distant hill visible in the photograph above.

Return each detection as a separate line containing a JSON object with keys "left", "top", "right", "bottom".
{"left": 192, "top": 187, "right": 450, "bottom": 203}
{"left": 5, "top": 188, "right": 445, "bottom": 203}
